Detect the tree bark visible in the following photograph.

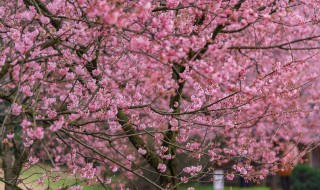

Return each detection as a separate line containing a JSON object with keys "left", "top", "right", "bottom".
{"left": 2, "top": 140, "right": 27, "bottom": 190}
{"left": 2, "top": 144, "right": 15, "bottom": 190}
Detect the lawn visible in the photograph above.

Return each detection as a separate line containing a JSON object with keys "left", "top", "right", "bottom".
{"left": 225, "top": 188, "right": 269, "bottom": 190}
{"left": 18, "top": 164, "right": 105, "bottom": 190}
{"left": 1, "top": 165, "right": 270, "bottom": 190}
{"left": 181, "top": 185, "right": 269, "bottom": 190}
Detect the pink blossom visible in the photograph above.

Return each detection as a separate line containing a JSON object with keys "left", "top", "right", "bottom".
{"left": 8, "top": 28, "right": 21, "bottom": 41}
{"left": 240, "top": 167, "right": 247, "bottom": 175}
{"left": 23, "top": 138, "right": 34, "bottom": 147}
{"left": 160, "top": 146, "right": 168, "bottom": 153}
{"left": 28, "top": 156, "right": 39, "bottom": 165}
{"left": 126, "top": 154, "right": 135, "bottom": 161}
{"left": 138, "top": 148, "right": 147, "bottom": 155}
{"left": 66, "top": 72, "right": 75, "bottom": 80}
{"left": 226, "top": 173, "right": 234, "bottom": 181}
{"left": 138, "top": 124, "right": 146, "bottom": 130}
{"left": 34, "top": 127, "right": 44, "bottom": 140}
{"left": 47, "top": 110, "right": 57, "bottom": 119}
{"left": 181, "top": 176, "right": 188, "bottom": 183}
{"left": 69, "top": 114, "right": 80, "bottom": 121}
{"left": 183, "top": 166, "right": 202, "bottom": 176}
{"left": 169, "top": 118, "right": 178, "bottom": 127}
{"left": 70, "top": 185, "right": 83, "bottom": 190}
{"left": 49, "top": 119, "right": 64, "bottom": 132}
{"left": 21, "top": 85, "right": 33, "bottom": 96}
{"left": 47, "top": 62, "right": 57, "bottom": 72}
{"left": 166, "top": 0, "right": 180, "bottom": 8}
{"left": 105, "top": 178, "right": 112, "bottom": 184}
{"left": 11, "top": 103, "right": 22, "bottom": 116}
{"left": 80, "top": 163, "right": 96, "bottom": 179}
{"left": 110, "top": 164, "right": 118, "bottom": 173}
{"left": 162, "top": 154, "right": 172, "bottom": 160}
{"left": 157, "top": 163, "right": 167, "bottom": 173}
{"left": 130, "top": 37, "right": 150, "bottom": 50}
{"left": 37, "top": 177, "right": 44, "bottom": 185}
{"left": 0, "top": 7, "right": 5, "bottom": 16}
{"left": 40, "top": 15, "right": 50, "bottom": 24}
{"left": 92, "top": 69, "right": 101, "bottom": 76}
{"left": 21, "top": 119, "right": 32, "bottom": 128}
{"left": 6, "top": 133, "right": 14, "bottom": 139}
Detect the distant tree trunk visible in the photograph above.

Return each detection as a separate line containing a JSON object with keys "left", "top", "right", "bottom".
{"left": 270, "top": 175, "right": 277, "bottom": 190}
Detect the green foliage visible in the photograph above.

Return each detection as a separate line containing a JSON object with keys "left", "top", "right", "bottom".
{"left": 291, "top": 164, "right": 320, "bottom": 190}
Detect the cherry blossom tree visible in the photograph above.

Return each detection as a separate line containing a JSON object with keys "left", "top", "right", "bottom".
{"left": 1, "top": 0, "right": 320, "bottom": 189}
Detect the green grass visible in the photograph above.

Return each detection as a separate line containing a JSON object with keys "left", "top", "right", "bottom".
{"left": 19, "top": 164, "right": 105, "bottom": 190}
{"left": 225, "top": 187, "right": 269, "bottom": 190}
{"left": 19, "top": 165, "right": 270, "bottom": 190}
{"left": 180, "top": 184, "right": 270, "bottom": 190}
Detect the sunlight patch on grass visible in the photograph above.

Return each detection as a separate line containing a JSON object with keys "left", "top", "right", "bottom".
{"left": 19, "top": 164, "right": 104, "bottom": 190}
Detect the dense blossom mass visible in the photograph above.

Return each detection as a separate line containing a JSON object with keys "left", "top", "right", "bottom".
{"left": 1, "top": 0, "right": 320, "bottom": 189}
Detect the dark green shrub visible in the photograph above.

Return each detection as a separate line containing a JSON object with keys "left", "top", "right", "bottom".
{"left": 291, "top": 164, "right": 320, "bottom": 190}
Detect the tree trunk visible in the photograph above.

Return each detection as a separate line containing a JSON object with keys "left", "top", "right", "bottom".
{"left": 2, "top": 144, "right": 16, "bottom": 190}
{"left": 270, "top": 175, "right": 277, "bottom": 190}
{"left": 2, "top": 139, "right": 27, "bottom": 190}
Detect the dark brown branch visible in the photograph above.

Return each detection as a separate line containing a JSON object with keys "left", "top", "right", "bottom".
{"left": 116, "top": 109, "right": 169, "bottom": 175}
